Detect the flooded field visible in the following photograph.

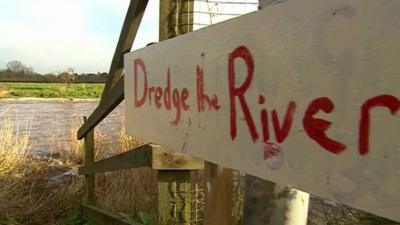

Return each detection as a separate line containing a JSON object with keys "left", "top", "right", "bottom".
{"left": 0, "top": 99, "right": 124, "bottom": 156}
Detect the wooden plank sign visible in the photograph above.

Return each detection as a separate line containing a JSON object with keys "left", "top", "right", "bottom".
{"left": 124, "top": 0, "right": 400, "bottom": 221}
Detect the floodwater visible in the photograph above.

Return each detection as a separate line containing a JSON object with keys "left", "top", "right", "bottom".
{"left": 0, "top": 99, "right": 124, "bottom": 156}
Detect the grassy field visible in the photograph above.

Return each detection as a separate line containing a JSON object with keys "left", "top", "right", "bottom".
{"left": 0, "top": 82, "right": 104, "bottom": 99}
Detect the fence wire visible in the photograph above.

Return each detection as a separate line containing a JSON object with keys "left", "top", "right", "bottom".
{"left": 170, "top": 0, "right": 259, "bottom": 31}
{"left": 165, "top": 170, "right": 245, "bottom": 225}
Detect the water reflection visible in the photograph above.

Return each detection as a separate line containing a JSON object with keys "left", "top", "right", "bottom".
{"left": 0, "top": 99, "right": 124, "bottom": 155}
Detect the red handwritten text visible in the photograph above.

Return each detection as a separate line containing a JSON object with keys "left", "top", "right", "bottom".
{"left": 227, "top": 46, "right": 399, "bottom": 156}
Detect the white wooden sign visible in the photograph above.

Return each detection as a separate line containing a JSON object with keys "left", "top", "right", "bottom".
{"left": 124, "top": 0, "right": 400, "bottom": 221}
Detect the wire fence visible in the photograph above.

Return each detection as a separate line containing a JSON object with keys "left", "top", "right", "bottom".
{"left": 174, "top": 170, "right": 245, "bottom": 225}
{"left": 170, "top": 0, "right": 259, "bottom": 31}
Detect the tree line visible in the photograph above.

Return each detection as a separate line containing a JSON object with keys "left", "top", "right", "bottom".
{"left": 0, "top": 60, "right": 107, "bottom": 83}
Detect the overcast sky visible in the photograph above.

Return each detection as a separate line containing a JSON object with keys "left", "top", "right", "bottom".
{"left": 0, "top": 0, "right": 159, "bottom": 74}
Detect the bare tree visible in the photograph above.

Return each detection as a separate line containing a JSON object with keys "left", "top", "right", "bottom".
{"left": 24, "top": 66, "right": 34, "bottom": 75}
{"left": 6, "top": 61, "right": 27, "bottom": 73}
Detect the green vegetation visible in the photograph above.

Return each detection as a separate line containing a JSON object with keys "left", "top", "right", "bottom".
{"left": 59, "top": 211, "right": 99, "bottom": 225}
{"left": 0, "top": 82, "right": 104, "bottom": 99}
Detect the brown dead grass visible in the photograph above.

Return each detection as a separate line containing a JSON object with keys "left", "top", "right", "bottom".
{"left": 0, "top": 120, "right": 83, "bottom": 225}
{"left": 95, "top": 168, "right": 157, "bottom": 217}
{"left": 61, "top": 119, "right": 156, "bottom": 219}
{"left": 0, "top": 116, "right": 195, "bottom": 225}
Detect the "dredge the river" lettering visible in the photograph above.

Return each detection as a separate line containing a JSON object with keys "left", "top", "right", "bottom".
{"left": 130, "top": 45, "right": 400, "bottom": 157}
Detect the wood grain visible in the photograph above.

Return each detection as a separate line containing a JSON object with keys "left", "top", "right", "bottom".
{"left": 204, "top": 162, "right": 233, "bottom": 225}
{"left": 84, "top": 116, "right": 96, "bottom": 205}
{"left": 82, "top": 204, "right": 143, "bottom": 225}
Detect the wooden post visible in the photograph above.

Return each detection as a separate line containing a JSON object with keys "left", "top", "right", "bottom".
{"left": 83, "top": 116, "right": 96, "bottom": 205}
{"left": 157, "top": 171, "right": 191, "bottom": 225}
{"left": 160, "top": 0, "right": 193, "bottom": 40}
{"left": 243, "top": 175, "right": 309, "bottom": 225}
{"left": 204, "top": 162, "right": 233, "bottom": 225}
{"left": 159, "top": 0, "right": 173, "bottom": 40}
{"left": 259, "top": 0, "right": 277, "bottom": 9}
{"left": 78, "top": 0, "right": 148, "bottom": 140}
{"left": 242, "top": 3, "right": 310, "bottom": 223}
{"left": 157, "top": 1, "right": 194, "bottom": 224}
{"left": 101, "top": 0, "right": 148, "bottom": 99}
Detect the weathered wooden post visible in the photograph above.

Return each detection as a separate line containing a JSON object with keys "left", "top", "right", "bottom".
{"left": 83, "top": 116, "right": 96, "bottom": 205}
{"left": 242, "top": 2, "right": 310, "bottom": 224}
{"left": 157, "top": 171, "right": 192, "bottom": 225}
{"left": 241, "top": 5, "right": 311, "bottom": 224}
{"left": 204, "top": 163, "right": 233, "bottom": 225}
{"left": 157, "top": 1, "right": 194, "bottom": 224}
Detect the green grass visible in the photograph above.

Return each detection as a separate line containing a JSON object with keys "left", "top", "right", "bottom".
{"left": 59, "top": 211, "right": 99, "bottom": 225}
{"left": 0, "top": 82, "right": 104, "bottom": 99}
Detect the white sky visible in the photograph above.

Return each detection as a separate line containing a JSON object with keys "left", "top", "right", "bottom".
{"left": 0, "top": 0, "right": 159, "bottom": 74}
